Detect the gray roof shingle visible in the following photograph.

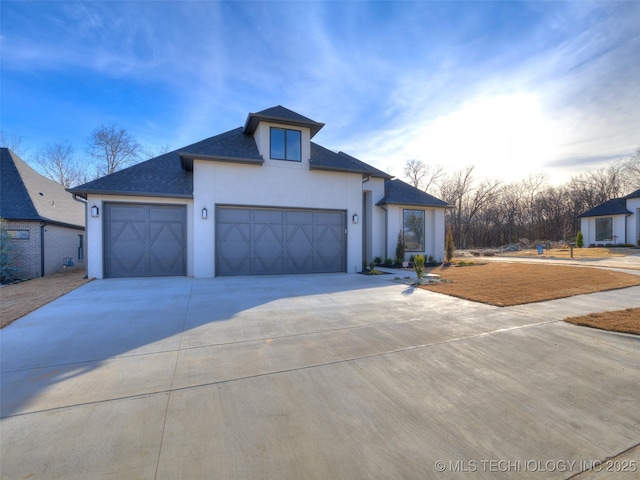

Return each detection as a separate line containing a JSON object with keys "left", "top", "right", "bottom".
{"left": 578, "top": 198, "right": 632, "bottom": 218}
{"left": 179, "top": 127, "right": 263, "bottom": 170}
{"left": 1, "top": 148, "right": 84, "bottom": 227}
{"left": 624, "top": 188, "right": 640, "bottom": 199}
{"left": 69, "top": 149, "right": 193, "bottom": 198}
{"left": 309, "top": 144, "right": 392, "bottom": 178}
{"left": 376, "top": 179, "right": 451, "bottom": 208}
{"left": 244, "top": 105, "right": 325, "bottom": 138}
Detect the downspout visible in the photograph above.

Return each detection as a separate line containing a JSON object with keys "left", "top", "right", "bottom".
{"left": 40, "top": 222, "right": 46, "bottom": 277}
{"left": 72, "top": 194, "right": 88, "bottom": 278}
{"left": 379, "top": 205, "right": 388, "bottom": 258}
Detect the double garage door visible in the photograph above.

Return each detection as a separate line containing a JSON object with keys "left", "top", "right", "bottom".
{"left": 104, "top": 203, "right": 186, "bottom": 278}
{"left": 216, "top": 206, "right": 346, "bottom": 276}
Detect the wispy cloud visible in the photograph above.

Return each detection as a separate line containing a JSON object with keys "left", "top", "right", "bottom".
{"left": 2, "top": 1, "right": 638, "bottom": 184}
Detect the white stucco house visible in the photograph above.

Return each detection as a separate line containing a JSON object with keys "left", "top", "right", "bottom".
{"left": 69, "top": 106, "right": 450, "bottom": 278}
{"left": 578, "top": 188, "right": 640, "bottom": 247}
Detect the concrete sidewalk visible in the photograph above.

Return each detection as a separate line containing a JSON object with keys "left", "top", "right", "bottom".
{"left": 1, "top": 273, "right": 639, "bottom": 479}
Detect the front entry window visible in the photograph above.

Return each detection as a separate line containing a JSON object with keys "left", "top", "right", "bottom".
{"left": 595, "top": 217, "right": 613, "bottom": 242}
{"left": 403, "top": 209, "right": 425, "bottom": 251}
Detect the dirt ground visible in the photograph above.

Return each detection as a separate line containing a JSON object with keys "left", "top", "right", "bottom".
{"left": 1, "top": 270, "right": 90, "bottom": 328}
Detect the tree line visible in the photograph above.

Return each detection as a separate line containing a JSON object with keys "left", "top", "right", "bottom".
{"left": 404, "top": 149, "right": 640, "bottom": 249}
{"left": 1, "top": 126, "right": 169, "bottom": 188}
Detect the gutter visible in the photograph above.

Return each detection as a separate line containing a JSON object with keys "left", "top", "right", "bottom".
{"left": 40, "top": 222, "right": 46, "bottom": 277}
{"left": 379, "top": 204, "right": 388, "bottom": 258}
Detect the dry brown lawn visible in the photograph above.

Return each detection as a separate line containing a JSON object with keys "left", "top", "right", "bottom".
{"left": 420, "top": 262, "right": 640, "bottom": 307}
{"left": 501, "top": 247, "right": 639, "bottom": 259}
{"left": 1, "top": 270, "right": 91, "bottom": 328}
{"left": 565, "top": 308, "right": 640, "bottom": 335}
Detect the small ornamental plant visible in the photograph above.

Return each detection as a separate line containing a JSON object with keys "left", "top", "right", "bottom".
{"left": 576, "top": 230, "right": 584, "bottom": 248}
{"left": 445, "top": 226, "right": 455, "bottom": 263}
{"left": 414, "top": 254, "right": 425, "bottom": 280}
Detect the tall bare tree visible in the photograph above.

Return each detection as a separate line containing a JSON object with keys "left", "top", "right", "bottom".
{"left": 0, "top": 130, "right": 28, "bottom": 158}
{"left": 623, "top": 147, "right": 640, "bottom": 189}
{"left": 35, "top": 142, "right": 88, "bottom": 188}
{"left": 403, "top": 159, "right": 444, "bottom": 193}
{"left": 86, "top": 124, "right": 142, "bottom": 176}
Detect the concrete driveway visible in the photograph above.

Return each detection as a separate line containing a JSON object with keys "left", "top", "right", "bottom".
{"left": 1, "top": 273, "right": 639, "bottom": 479}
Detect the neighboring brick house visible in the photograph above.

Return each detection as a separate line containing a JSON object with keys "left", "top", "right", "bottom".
{"left": 1, "top": 148, "right": 85, "bottom": 279}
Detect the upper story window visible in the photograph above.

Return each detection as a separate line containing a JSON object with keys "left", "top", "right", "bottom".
{"left": 270, "top": 127, "right": 301, "bottom": 161}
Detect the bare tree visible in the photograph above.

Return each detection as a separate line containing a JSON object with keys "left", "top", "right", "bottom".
{"left": 141, "top": 144, "right": 172, "bottom": 160}
{"left": 35, "top": 142, "right": 88, "bottom": 188}
{"left": 0, "top": 130, "right": 28, "bottom": 158}
{"left": 86, "top": 124, "right": 142, "bottom": 176}
{"left": 404, "top": 159, "right": 426, "bottom": 188}
{"left": 623, "top": 147, "right": 640, "bottom": 189}
{"left": 403, "top": 159, "right": 444, "bottom": 193}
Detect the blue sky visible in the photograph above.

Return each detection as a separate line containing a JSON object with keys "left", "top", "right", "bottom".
{"left": 2, "top": 0, "right": 639, "bottom": 185}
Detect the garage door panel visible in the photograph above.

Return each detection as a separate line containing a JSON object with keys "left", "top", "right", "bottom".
{"left": 216, "top": 220, "right": 252, "bottom": 276}
{"left": 105, "top": 204, "right": 186, "bottom": 278}
{"left": 216, "top": 206, "right": 345, "bottom": 276}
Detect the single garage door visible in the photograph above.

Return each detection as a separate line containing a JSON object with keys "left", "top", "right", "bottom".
{"left": 104, "top": 203, "right": 186, "bottom": 278}
{"left": 216, "top": 206, "right": 346, "bottom": 276}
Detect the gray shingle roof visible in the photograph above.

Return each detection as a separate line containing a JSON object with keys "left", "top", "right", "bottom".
{"left": 179, "top": 127, "right": 263, "bottom": 170}
{"left": 69, "top": 149, "right": 193, "bottom": 198}
{"left": 376, "top": 179, "right": 451, "bottom": 208}
{"left": 244, "top": 105, "right": 325, "bottom": 138}
{"left": 624, "top": 188, "right": 640, "bottom": 199}
{"left": 68, "top": 107, "right": 402, "bottom": 198}
{"left": 309, "top": 144, "right": 391, "bottom": 178}
{"left": 1, "top": 148, "right": 84, "bottom": 227}
{"left": 578, "top": 198, "right": 632, "bottom": 218}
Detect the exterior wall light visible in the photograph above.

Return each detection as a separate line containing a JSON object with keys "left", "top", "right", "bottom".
{"left": 91, "top": 205, "right": 99, "bottom": 218}
{"left": 202, "top": 207, "right": 208, "bottom": 220}
{"left": 352, "top": 213, "right": 359, "bottom": 224}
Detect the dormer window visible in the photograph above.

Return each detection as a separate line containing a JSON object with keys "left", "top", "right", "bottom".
{"left": 270, "top": 127, "right": 301, "bottom": 161}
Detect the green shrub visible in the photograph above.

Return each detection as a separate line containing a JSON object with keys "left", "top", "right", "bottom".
{"left": 445, "top": 225, "right": 455, "bottom": 263}
{"left": 0, "top": 219, "right": 19, "bottom": 282}
{"left": 414, "top": 254, "right": 425, "bottom": 279}
{"left": 575, "top": 230, "right": 584, "bottom": 248}
{"left": 374, "top": 256, "right": 382, "bottom": 265}
{"left": 395, "top": 230, "right": 405, "bottom": 262}
{"left": 384, "top": 258, "right": 393, "bottom": 266}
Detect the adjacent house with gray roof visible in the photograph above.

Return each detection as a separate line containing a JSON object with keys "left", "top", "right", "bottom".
{"left": 579, "top": 188, "right": 640, "bottom": 246}
{"left": 69, "top": 106, "right": 450, "bottom": 278}
{"left": 1, "top": 148, "right": 85, "bottom": 279}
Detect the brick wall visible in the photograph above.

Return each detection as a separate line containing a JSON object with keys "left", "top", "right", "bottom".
{"left": 4, "top": 221, "right": 85, "bottom": 279}
{"left": 43, "top": 224, "right": 85, "bottom": 275}
{"left": 5, "top": 222, "right": 41, "bottom": 279}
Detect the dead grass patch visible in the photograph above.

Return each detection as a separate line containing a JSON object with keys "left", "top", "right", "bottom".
{"left": 564, "top": 308, "right": 640, "bottom": 335}
{"left": 1, "top": 270, "right": 91, "bottom": 328}
{"left": 501, "top": 247, "right": 639, "bottom": 259}
{"left": 419, "top": 262, "right": 640, "bottom": 307}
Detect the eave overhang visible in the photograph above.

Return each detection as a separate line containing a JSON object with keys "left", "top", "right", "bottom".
{"left": 309, "top": 163, "right": 392, "bottom": 179}
{"left": 243, "top": 113, "right": 325, "bottom": 138}
{"left": 179, "top": 152, "right": 264, "bottom": 171}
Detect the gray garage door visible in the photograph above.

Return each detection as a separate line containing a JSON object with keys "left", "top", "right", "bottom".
{"left": 216, "top": 206, "right": 346, "bottom": 276}
{"left": 104, "top": 203, "right": 186, "bottom": 278}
